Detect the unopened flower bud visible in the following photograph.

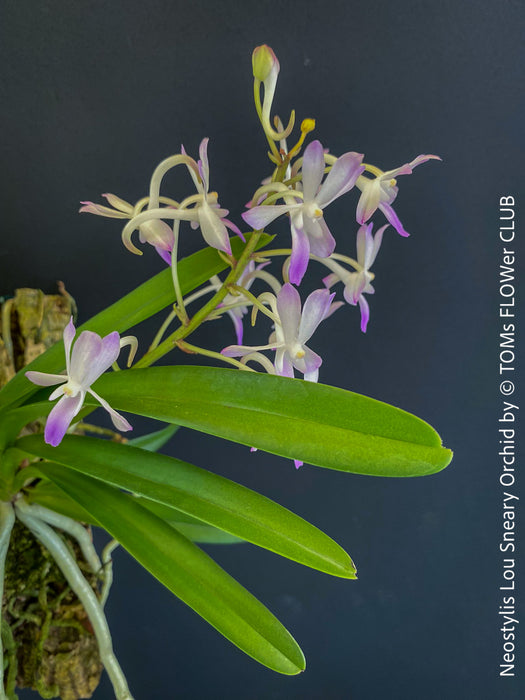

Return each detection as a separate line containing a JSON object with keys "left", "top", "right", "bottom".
{"left": 252, "top": 45, "right": 279, "bottom": 82}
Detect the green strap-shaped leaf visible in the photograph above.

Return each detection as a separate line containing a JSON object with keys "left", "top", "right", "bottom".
{"left": 0, "top": 402, "right": 51, "bottom": 452}
{"left": 92, "top": 366, "right": 453, "bottom": 477}
{"left": 40, "top": 462, "right": 305, "bottom": 674}
{"left": 26, "top": 479, "right": 95, "bottom": 522}
{"left": 126, "top": 424, "right": 179, "bottom": 451}
{"left": 26, "top": 480, "right": 242, "bottom": 544}
{"left": 16, "top": 434, "right": 356, "bottom": 578}
{"left": 0, "top": 234, "right": 271, "bottom": 412}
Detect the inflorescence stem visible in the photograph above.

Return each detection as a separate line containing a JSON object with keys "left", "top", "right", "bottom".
{"left": 134, "top": 231, "right": 262, "bottom": 369}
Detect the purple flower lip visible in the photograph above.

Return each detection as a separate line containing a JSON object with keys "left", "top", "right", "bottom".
{"left": 26, "top": 318, "right": 134, "bottom": 446}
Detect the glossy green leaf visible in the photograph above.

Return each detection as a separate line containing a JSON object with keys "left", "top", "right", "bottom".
{"left": 27, "top": 479, "right": 242, "bottom": 543}
{"left": 0, "top": 401, "right": 94, "bottom": 454}
{"left": 132, "top": 496, "right": 242, "bottom": 543}
{"left": 26, "top": 479, "right": 95, "bottom": 522}
{"left": 40, "top": 462, "right": 306, "bottom": 674}
{"left": 17, "top": 434, "right": 356, "bottom": 578}
{"left": 0, "top": 402, "right": 50, "bottom": 452}
{"left": 0, "top": 234, "right": 272, "bottom": 412}
{"left": 126, "top": 424, "right": 179, "bottom": 451}
{"left": 92, "top": 366, "right": 453, "bottom": 477}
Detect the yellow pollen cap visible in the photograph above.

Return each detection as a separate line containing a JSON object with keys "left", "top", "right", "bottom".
{"left": 301, "top": 118, "right": 316, "bottom": 133}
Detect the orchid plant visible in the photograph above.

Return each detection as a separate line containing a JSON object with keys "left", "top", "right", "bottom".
{"left": 0, "top": 45, "right": 452, "bottom": 699}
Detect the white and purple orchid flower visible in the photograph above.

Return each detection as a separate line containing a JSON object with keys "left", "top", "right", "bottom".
{"left": 222, "top": 282, "right": 335, "bottom": 383}
{"left": 26, "top": 318, "right": 135, "bottom": 447}
{"left": 187, "top": 138, "right": 243, "bottom": 255}
{"left": 222, "top": 282, "right": 335, "bottom": 470}
{"left": 356, "top": 154, "right": 441, "bottom": 237}
{"left": 242, "top": 140, "right": 364, "bottom": 285}
{"left": 324, "top": 223, "right": 386, "bottom": 332}
{"left": 80, "top": 194, "right": 175, "bottom": 264}
{"left": 81, "top": 139, "right": 243, "bottom": 262}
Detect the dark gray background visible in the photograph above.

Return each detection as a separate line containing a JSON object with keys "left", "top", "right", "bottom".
{"left": 2, "top": 1, "right": 524, "bottom": 698}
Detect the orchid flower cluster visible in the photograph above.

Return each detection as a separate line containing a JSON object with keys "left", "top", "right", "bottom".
{"left": 29, "top": 45, "right": 439, "bottom": 451}
{"left": 1, "top": 45, "right": 453, "bottom": 700}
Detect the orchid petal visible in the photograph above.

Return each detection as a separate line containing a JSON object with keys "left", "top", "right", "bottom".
{"left": 275, "top": 347, "right": 294, "bottom": 378}
{"left": 299, "top": 346, "right": 323, "bottom": 378}
{"left": 369, "top": 225, "right": 388, "bottom": 265}
{"left": 138, "top": 219, "right": 174, "bottom": 251}
{"left": 242, "top": 203, "right": 296, "bottom": 230}
{"left": 221, "top": 341, "right": 279, "bottom": 358}
{"left": 228, "top": 312, "right": 245, "bottom": 345}
{"left": 379, "top": 180, "right": 398, "bottom": 205}
{"left": 70, "top": 331, "right": 120, "bottom": 387}
{"left": 356, "top": 224, "right": 372, "bottom": 267}
{"left": 356, "top": 179, "right": 382, "bottom": 223}
{"left": 155, "top": 246, "right": 172, "bottom": 265}
{"left": 63, "top": 318, "right": 76, "bottom": 379}
{"left": 276, "top": 284, "right": 302, "bottom": 346}
{"left": 198, "top": 204, "right": 232, "bottom": 254}
{"left": 198, "top": 138, "right": 210, "bottom": 190}
{"left": 223, "top": 217, "right": 245, "bottom": 241}
{"left": 342, "top": 274, "right": 361, "bottom": 306}
{"left": 49, "top": 385, "right": 67, "bottom": 401}
{"left": 322, "top": 272, "right": 339, "bottom": 289}
{"left": 301, "top": 140, "right": 325, "bottom": 202}
{"left": 298, "top": 289, "right": 334, "bottom": 344}
{"left": 304, "top": 217, "right": 336, "bottom": 258}
{"left": 102, "top": 193, "right": 134, "bottom": 214}
{"left": 294, "top": 459, "right": 304, "bottom": 469}
{"left": 25, "top": 372, "right": 68, "bottom": 387}
{"left": 303, "top": 366, "right": 319, "bottom": 383}
{"left": 78, "top": 202, "right": 130, "bottom": 219}
{"left": 88, "top": 389, "right": 133, "bottom": 432}
{"left": 358, "top": 295, "right": 370, "bottom": 332}
{"left": 45, "top": 393, "right": 84, "bottom": 447}
{"left": 67, "top": 332, "right": 103, "bottom": 385}
{"left": 384, "top": 154, "right": 442, "bottom": 179}
{"left": 288, "top": 223, "right": 311, "bottom": 286}
{"left": 316, "top": 152, "right": 364, "bottom": 208}
{"left": 326, "top": 300, "right": 344, "bottom": 318}
{"left": 379, "top": 202, "right": 409, "bottom": 237}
